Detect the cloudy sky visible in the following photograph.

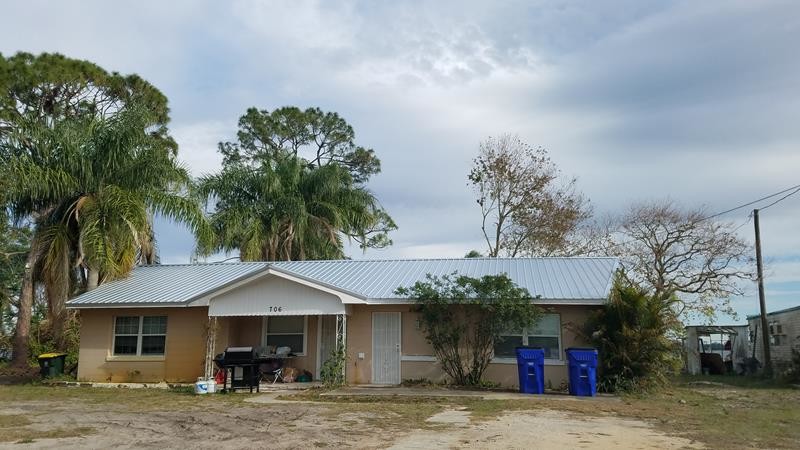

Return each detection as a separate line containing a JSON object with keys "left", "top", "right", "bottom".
{"left": 3, "top": 0, "right": 799, "bottom": 322}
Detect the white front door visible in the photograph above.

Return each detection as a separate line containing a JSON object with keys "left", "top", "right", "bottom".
{"left": 372, "top": 312, "right": 401, "bottom": 384}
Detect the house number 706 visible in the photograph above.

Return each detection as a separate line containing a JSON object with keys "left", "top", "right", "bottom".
{"left": 268, "top": 306, "right": 283, "bottom": 312}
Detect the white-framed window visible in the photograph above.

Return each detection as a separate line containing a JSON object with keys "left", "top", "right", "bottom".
{"left": 494, "top": 313, "right": 562, "bottom": 360}
{"left": 113, "top": 316, "right": 167, "bottom": 356}
{"left": 261, "top": 316, "right": 307, "bottom": 355}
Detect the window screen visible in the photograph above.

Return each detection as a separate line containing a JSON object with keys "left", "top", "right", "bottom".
{"left": 492, "top": 314, "right": 562, "bottom": 360}
{"left": 264, "top": 316, "right": 305, "bottom": 354}
{"left": 113, "top": 316, "right": 167, "bottom": 356}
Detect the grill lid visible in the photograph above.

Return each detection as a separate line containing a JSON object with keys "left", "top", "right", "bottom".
{"left": 226, "top": 346, "right": 255, "bottom": 353}
{"left": 221, "top": 346, "right": 257, "bottom": 363}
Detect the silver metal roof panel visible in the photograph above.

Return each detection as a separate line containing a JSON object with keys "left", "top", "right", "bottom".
{"left": 272, "top": 257, "right": 618, "bottom": 301}
{"left": 67, "top": 257, "right": 618, "bottom": 307}
{"left": 67, "top": 262, "right": 269, "bottom": 306}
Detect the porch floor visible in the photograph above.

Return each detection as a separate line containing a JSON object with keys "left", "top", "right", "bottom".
{"left": 257, "top": 381, "right": 322, "bottom": 391}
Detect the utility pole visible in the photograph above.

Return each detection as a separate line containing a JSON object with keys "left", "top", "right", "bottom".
{"left": 753, "top": 209, "right": 772, "bottom": 377}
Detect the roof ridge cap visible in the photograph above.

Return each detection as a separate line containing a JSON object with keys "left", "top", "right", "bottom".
{"left": 274, "top": 256, "right": 619, "bottom": 263}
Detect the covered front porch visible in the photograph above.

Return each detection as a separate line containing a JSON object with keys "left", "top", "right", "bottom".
{"left": 199, "top": 268, "right": 354, "bottom": 382}
{"left": 205, "top": 314, "right": 347, "bottom": 382}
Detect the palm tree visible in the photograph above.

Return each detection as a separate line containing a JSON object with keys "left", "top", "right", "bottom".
{"left": 2, "top": 106, "right": 211, "bottom": 350}
{"left": 197, "top": 156, "right": 391, "bottom": 261}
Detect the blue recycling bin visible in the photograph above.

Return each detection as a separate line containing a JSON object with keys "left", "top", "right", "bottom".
{"left": 566, "top": 348, "right": 598, "bottom": 397}
{"left": 515, "top": 347, "right": 545, "bottom": 394}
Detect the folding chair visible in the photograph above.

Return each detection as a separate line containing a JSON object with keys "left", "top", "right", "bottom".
{"left": 260, "top": 358, "right": 284, "bottom": 384}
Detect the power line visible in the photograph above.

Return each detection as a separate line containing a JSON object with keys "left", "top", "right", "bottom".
{"left": 757, "top": 186, "right": 800, "bottom": 212}
{"left": 731, "top": 213, "right": 753, "bottom": 233}
{"left": 700, "top": 183, "right": 800, "bottom": 222}
{"left": 601, "top": 182, "right": 800, "bottom": 253}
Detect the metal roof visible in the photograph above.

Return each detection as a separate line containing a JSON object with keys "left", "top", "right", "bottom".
{"left": 67, "top": 257, "right": 618, "bottom": 307}
{"left": 746, "top": 304, "right": 800, "bottom": 320}
{"left": 272, "top": 257, "right": 618, "bottom": 301}
{"left": 67, "top": 262, "right": 269, "bottom": 306}
{"left": 685, "top": 325, "right": 748, "bottom": 335}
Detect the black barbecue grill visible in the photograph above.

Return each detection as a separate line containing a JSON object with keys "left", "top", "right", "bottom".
{"left": 214, "top": 347, "right": 261, "bottom": 393}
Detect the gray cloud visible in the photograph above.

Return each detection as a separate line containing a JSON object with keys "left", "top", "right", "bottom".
{"left": 3, "top": 0, "right": 799, "bottom": 321}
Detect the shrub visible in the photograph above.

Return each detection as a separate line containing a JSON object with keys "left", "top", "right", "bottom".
{"left": 783, "top": 342, "right": 800, "bottom": 384}
{"left": 28, "top": 311, "right": 81, "bottom": 377}
{"left": 396, "top": 273, "right": 540, "bottom": 387}
{"left": 582, "top": 275, "right": 682, "bottom": 393}
{"left": 320, "top": 337, "right": 347, "bottom": 388}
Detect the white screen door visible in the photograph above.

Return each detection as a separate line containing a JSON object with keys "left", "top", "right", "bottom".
{"left": 372, "top": 312, "right": 401, "bottom": 384}
{"left": 317, "top": 315, "right": 337, "bottom": 378}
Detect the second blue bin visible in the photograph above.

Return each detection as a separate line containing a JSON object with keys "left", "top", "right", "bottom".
{"left": 566, "top": 347, "right": 598, "bottom": 397}
{"left": 515, "top": 346, "right": 545, "bottom": 394}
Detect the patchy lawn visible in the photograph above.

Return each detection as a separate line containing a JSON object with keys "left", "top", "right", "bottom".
{"left": 288, "top": 377, "right": 799, "bottom": 449}
{"left": 0, "top": 376, "right": 797, "bottom": 448}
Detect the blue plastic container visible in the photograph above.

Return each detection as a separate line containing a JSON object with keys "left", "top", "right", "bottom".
{"left": 515, "top": 347, "right": 545, "bottom": 394}
{"left": 566, "top": 348, "right": 598, "bottom": 397}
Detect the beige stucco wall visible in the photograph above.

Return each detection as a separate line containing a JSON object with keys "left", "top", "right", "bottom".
{"left": 78, "top": 308, "right": 323, "bottom": 382}
{"left": 345, "top": 304, "right": 404, "bottom": 384}
{"left": 346, "top": 304, "right": 599, "bottom": 388}
{"left": 76, "top": 306, "right": 209, "bottom": 383}
{"left": 77, "top": 300, "right": 598, "bottom": 386}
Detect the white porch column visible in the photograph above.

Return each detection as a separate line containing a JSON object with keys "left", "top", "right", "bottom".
{"left": 336, "top": 313, "right": 347, "bottom": 380}
{"left": 204, "top": 317, "right": 218, "bottom": 379}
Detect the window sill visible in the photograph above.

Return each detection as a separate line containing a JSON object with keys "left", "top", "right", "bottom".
{"left": 401, "top": 355, "right": 437, "bottom": 362}
{"left": 491, "top": 358, "right": 565, "bottom": 366}
{"left": 106, "top": 355, "right": 165, "bottom": 362}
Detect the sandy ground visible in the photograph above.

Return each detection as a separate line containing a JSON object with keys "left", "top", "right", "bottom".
{"left": 0, "top": 393, "right": 701, "bottom": 449}
{"left": 391, "top": 410, "right": 702, "bottom": 449}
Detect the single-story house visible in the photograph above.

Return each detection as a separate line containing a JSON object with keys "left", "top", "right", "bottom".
{"left": 66, "top": 257, "right": 618, "bottom": 387}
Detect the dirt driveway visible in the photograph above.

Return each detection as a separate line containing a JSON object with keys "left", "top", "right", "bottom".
{"left": 389, "top": 409, "right": 700, "bottom": 449}
{"left": 0, "top": 386, "right": 702, "bottom": 449}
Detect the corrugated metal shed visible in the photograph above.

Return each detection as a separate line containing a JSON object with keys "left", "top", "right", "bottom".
{"left": 67, "top": 257, "right": 618, "bottom": 307}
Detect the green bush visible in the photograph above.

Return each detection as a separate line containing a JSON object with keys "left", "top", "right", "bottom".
{"left": 0, "top": 333, "right": 11, "bottom": 360}
{"left": 320, "top": 339, "right": 347, "bottom": 388}
{"left": 28, "top": 311, "right": 81, "bottom": 377}
{"left": 396, "top": 273, "right": 540, "bottom": 387}
{"left": 582, "top": 275, "right": 682, "bottom": 393}
{"left": 783, "top": 345, "right": 800, "bottom": 384}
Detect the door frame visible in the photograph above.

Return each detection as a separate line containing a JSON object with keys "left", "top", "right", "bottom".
{"left": 371, "top": 311, "right": 402, "bottom": 384}
{"left": 316, "top": 315, "right": 323, "bottom": 379}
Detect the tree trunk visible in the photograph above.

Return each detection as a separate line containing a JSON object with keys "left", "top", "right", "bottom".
{"left": 11, "top": 248, "right": 36, "bottom": 368}
{"left": 45, "top": 281, "right": 67, "bottom": 350}
{"left": 87, "top": 269, "right": 99, "bottom": 291}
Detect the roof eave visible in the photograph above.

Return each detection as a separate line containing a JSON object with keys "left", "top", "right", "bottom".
{"left": 66, "top": 301, "right": 195, "bottom": 309}
{"left": 363, "top": 297, "right": 608, "bottom": 306}
{"left": 65, "top": 264, "right": 272, "bottom": 308}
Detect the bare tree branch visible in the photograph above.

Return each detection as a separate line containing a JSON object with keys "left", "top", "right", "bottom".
{"left": 468, "top": 134, "right": 592, "bottom": 257}
{"left": 608, "top": 200, "right": 754, "bottom": 319}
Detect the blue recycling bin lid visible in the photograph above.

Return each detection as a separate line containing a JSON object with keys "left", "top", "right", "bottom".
{"left": 566, "top": 348, "right": 598, "bottom": 364}
{"left": 515, "top": 346, "right": 545, "bottom": 362}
